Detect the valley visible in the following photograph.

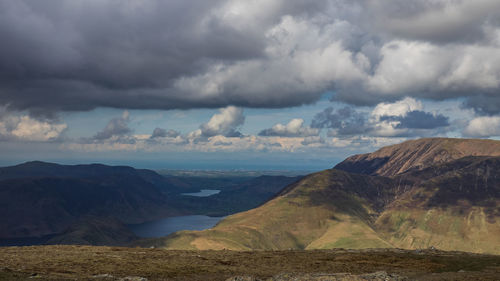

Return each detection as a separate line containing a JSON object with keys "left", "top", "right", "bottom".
{"left": 2, "top": 137, "right": 500, "bottom": 280}
{"left": 3, "top": 2, "right": 499, "bottom": 280}
{"left": 146, "top": 138, "right": 500, "bottom": 254}
{"left": 0, "top": 162, "right": 301, "bottom": 246}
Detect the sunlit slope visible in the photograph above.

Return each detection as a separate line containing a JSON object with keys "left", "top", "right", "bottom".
{"left": 154, "top": 139, "right": 500, "bottom": 254}
{"left": 157, "top": 169, "right": 396, "bottom": 250}
{"left": 335, "top": 138, "right": 500, "bottom": 177}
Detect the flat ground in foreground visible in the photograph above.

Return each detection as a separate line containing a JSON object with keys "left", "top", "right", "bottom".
{"left": 0, "top": 246, "right": 499, "bottom": 280}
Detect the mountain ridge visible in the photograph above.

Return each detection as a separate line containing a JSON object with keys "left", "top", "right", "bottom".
{"left": 0, "top": 160, "right": 301, "bottom": 245}
{"left": 0, "top": 161, "right": 187, "bottom": 239}
{"left": 152, "top": 138, "right": 500, "bottom": 254}
{"left": 334, "top": 137, "right": 500, "bottom": 177}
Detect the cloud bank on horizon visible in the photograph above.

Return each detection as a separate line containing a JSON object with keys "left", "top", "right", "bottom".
{"left": 1, "top": 0, "right": 500, "bottom": 161}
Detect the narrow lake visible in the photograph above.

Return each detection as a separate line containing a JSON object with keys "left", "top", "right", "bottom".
{"left": 128, "top": 215, "right": 225, "bottom": 238}
{"left": 181, "top": 189, "right": 221, "bottom": 197}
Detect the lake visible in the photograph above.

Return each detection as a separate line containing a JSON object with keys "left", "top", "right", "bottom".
{"left": 181, "top": 189, "right": 221, "bottom": 197}
{"left": 128, "top": 215, "right": 225, "bottom": 238}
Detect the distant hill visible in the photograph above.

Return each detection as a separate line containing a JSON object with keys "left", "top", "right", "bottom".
{"left": 0, "top": 161, "right": 299, "bottom": 245}
{"left": 171, "top": 175, "right": 302, "bottom": 216}
{"left": 154, "top": 138, "right": 500, "bottom": 254}
{"left": 0, "top": 161, "right": 179, "bottom": 239}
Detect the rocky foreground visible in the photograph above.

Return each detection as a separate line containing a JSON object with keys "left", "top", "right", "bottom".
{"left": 0, "top": 246, "right": 499, "bottom": 280}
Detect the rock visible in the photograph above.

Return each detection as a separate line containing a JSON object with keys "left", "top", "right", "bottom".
{"left": 119, "top": 277, "right": 148, "bottom": 281}
{"left": 225, "top": 276, "right": 259, "bottom": 281}
{"left": 93, "top": 274, "right": 114, "bottom": 278}
{"left": 28, "top": 273, "right": 42, "bottom": 279}
{"left": 262, "top": 271, "right": 408, "bottom": 281}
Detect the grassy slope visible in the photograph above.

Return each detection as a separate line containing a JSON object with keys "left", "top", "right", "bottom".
{"left": 153, "top": 156, "right": 500, "bottom": 254}
{"left": 149, "top": 170, "right": 395, "bottom": 250}
{"left": 375, "top": 157, "right": 500, "bottom": 254}
{"left": 376, "top": 207, "right": 500, "bottom": 254}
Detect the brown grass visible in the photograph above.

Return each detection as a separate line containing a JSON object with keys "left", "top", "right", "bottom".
{"left": 0, "top": 246, "right": 499, "bottom": 280}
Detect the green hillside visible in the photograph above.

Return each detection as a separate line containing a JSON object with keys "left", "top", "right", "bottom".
{"left": 146, "top": 138, "right": 500, "bottom": 254}
{"left": 142, "top": 169, "right": 394, "bottom": 250}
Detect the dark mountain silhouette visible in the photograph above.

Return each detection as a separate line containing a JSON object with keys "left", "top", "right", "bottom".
{"left": 46, "top": 216, "right": 138, "bottom": 246}
{"left": 0, "top": 161, "right": 178, "bottom": 239}
{"left": 0, "top": 161, "right": 300, "bottom": 245}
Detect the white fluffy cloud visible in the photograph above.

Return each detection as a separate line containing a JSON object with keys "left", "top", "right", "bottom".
{"left": 259, "top": 118, "right": 319, "bottom": 137}
{"left": 369, "top": 97, "right": 420, "bottom": 137}
{"left": 0, "top": 114, "right": 67, "bottom": 141}
{"left": 367, "top": 97, "right": 450, "bottom": 137}
{"left": 371, "top": 97, "right": 423, "bottom": 119}
{"left": 463, "top": 116, "right": 500, "bottom": 137}
{"left": 199, "top": 106, "right": 245, "bottom": 137}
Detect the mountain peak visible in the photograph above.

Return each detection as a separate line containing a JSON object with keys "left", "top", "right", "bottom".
{"left": 15, "top": 160, "right": 59, "bottom": 167}
{"left": 334, "top": 137, "right": 500, "bottom": 177}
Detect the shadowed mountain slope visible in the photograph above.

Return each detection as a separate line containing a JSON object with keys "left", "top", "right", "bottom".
{"left": 0, "top": 162, "right": 179, "bottom": 239}
{"left": 170, "top": 175, "right": 302, "bottom": 216}
{"left": 46, "top": 217, "right": 138, "bottom": 246}
{"left": 154, "top": 138, "right": 500, "bottom": 254}
{"left": 0, "top": 161, "right": 300, "bottom": 245}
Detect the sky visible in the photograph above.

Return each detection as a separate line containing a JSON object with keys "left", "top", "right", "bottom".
{"left": 1, "top": 0, "right": 500, "bottom": 170}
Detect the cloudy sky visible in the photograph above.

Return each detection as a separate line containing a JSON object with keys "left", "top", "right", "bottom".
{"left": 1, "top": 0, "right": 500, "bottom": 170}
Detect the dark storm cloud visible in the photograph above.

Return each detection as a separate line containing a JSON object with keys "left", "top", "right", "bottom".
{"left": 0, "top": 0, "right": 332, "bottom": 117}
{"left": 380, "top": 110, "right": 449, "bottom": 129}
{"left": 366, "top": 0, "right": 500, "bottom": 44}
{"left": 463, "top": 95, "right": 500, "bottom": 116}
{"left": 1, "top": 0, "right": 500, "bottom": 117}
{"left": 0, "top": 0, "right": 264, "bottom": 115}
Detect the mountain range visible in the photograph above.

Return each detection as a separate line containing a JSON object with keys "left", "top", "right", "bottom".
{"left": 0, "top": 161, "right": 300, "bottom": 246}
{"left": 151, "top": 138, "right": 500, "bottom": 254}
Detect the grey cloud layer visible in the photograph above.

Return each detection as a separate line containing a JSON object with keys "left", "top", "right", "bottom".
{"left": 93, "top": 111, "right": 131, "bottom": 141}
{"left": 1, "top": 0, "right": 500, "bottom": 116}
{"left": 380, "top": 111, "right": 449, "bottom": 130}
{"left": 311, "top": 107, "right": 368, "bottom": 135}
{"left": 311, "top": 100, "right": 450, "bottom": 138}
{"left": 151, "top": 128, "right": 180, "bottom": 139}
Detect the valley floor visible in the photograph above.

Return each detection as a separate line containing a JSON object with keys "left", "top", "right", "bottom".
{"left": 0, "top": 246, "right": 499, "bottom": 280}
